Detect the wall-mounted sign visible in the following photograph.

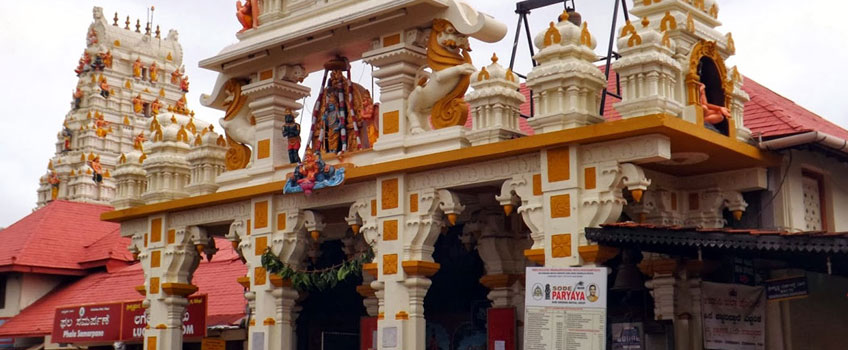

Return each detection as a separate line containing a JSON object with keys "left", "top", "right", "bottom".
{"left": 702, "top": 282, "right": 765, "bottom": 350}
{"left": 765, "top": 275, "right": 808, "bottom": 302}
{"left": 52, "top": 302, "right": 123, "bottom": 343}
{"left": 524, "top": 267, "right": 608, "bottom": 350}
{"left": 611, "top": 322, "right": 643, "bottom": 350}
{"left": 51, "top": 295, "right": 207, "bottom": 343}
{"left": 121, "top": 295, "right": 207, "bottom": 340}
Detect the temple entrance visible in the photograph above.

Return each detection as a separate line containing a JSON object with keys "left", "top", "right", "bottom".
{"left": 296, "top": 239, "right": 366, "bottom": 350}
{"left": 424, "top": 224, "right": 490, "bottom": 350}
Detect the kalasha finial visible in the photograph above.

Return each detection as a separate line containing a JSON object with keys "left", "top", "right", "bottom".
{"left": 491, "top": 53, "right": 499, "bottom": 63}
{"left": 145, "top": 22, "right": 151, "bottom": 35}
{"left": 113, "top": 12, "right": 119, "bottom": 26}
{"left": 155, "top": 25, "right": 161, "bottom": 38}
{"left": 135, "top": 19, "right": 141, "bottom": 33}
{"left": 558, "top": 9, "right": 569, "bottom": 22}
{"left": 125, "top": 16, "right": 130, "bottom": 29}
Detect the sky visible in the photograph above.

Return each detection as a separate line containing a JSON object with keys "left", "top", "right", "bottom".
{"left": 0, "top": 0, "right": 847, "bottom": 228}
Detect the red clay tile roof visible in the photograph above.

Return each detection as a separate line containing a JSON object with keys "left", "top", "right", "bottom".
{"left": 741, "top": 77, "right": 848, "bottom": 140}
{"left": 0, "top": 200, "right": 130, "bottom": 275}
{"left": 0, "top": 238, "right": 247, "bottom": 338}
{"left": 467, "top": 67, "right": 847, "bottom": 141}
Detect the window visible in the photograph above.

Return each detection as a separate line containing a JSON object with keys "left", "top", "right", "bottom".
{"left": 801, "top": 170, "right": 826, "bottom": 231}
{"left": 0, "top": 275, "right": 6, "bottom": 309}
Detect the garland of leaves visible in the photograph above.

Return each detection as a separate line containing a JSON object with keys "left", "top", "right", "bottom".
{"left": 261, "top": 245, "right": 374, "bottom": 292}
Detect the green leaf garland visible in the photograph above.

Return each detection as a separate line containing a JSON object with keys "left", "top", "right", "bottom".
{"left": 260, "top": 244, "right": 374, "bottom": 292}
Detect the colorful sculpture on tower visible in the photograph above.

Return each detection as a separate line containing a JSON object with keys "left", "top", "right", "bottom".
{"left": 98, "top": 76, "right": 110, "bottom": 98}
{"left": 48, "top": 171, "right": 60, "bottom": 201}
{"left": 149, "top": 61, "right": 159, "bottom": 82}
{"left": 406, "top": 19, "right": 475, "bottom": 133}
{"left": 88, "top": 155, "right": 103, "bottom": 183}
{"left": 62, "top": 125, "right": 73, "bottom": 152}
{"left": 180, "top": 75, "right": 190, "bottom": 92}
{"left": 282, "top": 109, "right": 301, "bottom": 164}
{"left": 151, "top": 98, "right": 162, "bottom": 116}
{"left": 698, "top": 82, "right": 730, "bottom": 125}
{"left": 132, "top": 94, "right": 144, "bottom": 114}
{"left": 73, "top": 87, "right": 84, "bottom": 110}
{"left": 133, "top": 58, "right": 142, "bottom": 78}
{"left": 236, "top": 0, "right": 257, "bottom": 32}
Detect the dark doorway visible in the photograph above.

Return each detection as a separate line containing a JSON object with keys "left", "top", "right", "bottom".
{"left": 424, "top": 224, "right": 490, "bottom": 350}
{"left": 296, "top": 239, "right": 365, "bottom": 350}
{"left": 698, "top": 57, "right": 729, "bottom": 135}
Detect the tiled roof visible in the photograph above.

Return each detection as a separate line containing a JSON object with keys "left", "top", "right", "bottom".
{"left": 467, "top": 67, "right": 847, "bottom": 141}
{"left": 740, "top": 77, "right": 848, "bottom": 140}
{"left": 0, "top": 238, "right": 247, "bottom": 338}
{"left": 586, "top": 222, "right": 848, "bottom": 254}
{"left": 0, "top": 200, "right": 130, "bottom": 275}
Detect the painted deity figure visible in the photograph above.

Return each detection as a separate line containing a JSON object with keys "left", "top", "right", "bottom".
{"left": 73, "top": 87, "right": 84, "bottom": 110}
{"left": 91, "top": 54, "right": 105, "bottom": 71}
{"left": 698, "top": 82, "right": 730, "bottom": 125}
{"left": 62, "top": 126, "right": 73, "bottom": 152}
{"left": 99, "top": 77, "right": 110, "bottom": 98}
{"left": 132, "top": 94, "right": 144, "bottom": 114}
{"left": 149, "top": 62, "right": 159, "bottom": 82}
{"left": 133, "top": 58, "right": 142, "bottom": 78}
{"left": 94, "top": 113, "right": 109, "bottom": 138}
{"left": 171, "top": 69, "right": 182, "bottom": 84}
{"left": 151, "top": 98, "right": 162, "bottom": 116}
{"left": 133, "top": 132, "right": 145, "bottom": 152}
{"left": 48, "top": 172, "right": 60, "bottom": 201}
{"left": 236, "top": 0, "right": 254, "bottom": 32}
{"left": 326, "top": 94, "right": 347, "bottom": 154}
{"left": 175, "top": 95, "right": 187, "bottom": 113}
{"left": 102, "top": 50, "right": 113, "bottom": 68}
{"left": 282, "top": 109, "right": 301, "bottom": 163}
{"left": 180, "top": 76, "right": 190, "bottom": 92}
{"left": 75, "top": 52, "right": 91, "bottom": 76}
{"left": 88, "top": 156, "right": 103, "bottom": 183}
{"left": 296, "top": 148, "right": 319, "bottom": 194}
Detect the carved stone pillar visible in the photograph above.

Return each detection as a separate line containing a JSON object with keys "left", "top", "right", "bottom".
{"left": 371, "top": 175, "right": 459, "bottom": 349}
{"left": 361, "top": 30, "right": 427, "bottom": 161}
{"left": 230, "top": 196, "right": 309, "bottom": 350}
{"left": 242, "top": 76, "right": 310, "bottom": 182}
{"left": 140, "top": 220, "right": 204, "bottom": 350}
{"left": 348, "top": 199, "right": 380, "bottom": 316}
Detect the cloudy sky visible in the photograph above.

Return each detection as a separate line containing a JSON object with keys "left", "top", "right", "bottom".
{"left": 0, "top": 0, "right": 846, "bottom": 227}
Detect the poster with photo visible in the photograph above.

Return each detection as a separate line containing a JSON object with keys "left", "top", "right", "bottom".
{"left": 524, "top": 267, "right": 607, "bottom": 350}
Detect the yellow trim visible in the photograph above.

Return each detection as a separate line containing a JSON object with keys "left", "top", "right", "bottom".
{"left": 383, "top": 111, "right": 399, "bottom": 135}
{"left": 550, "top": 194, "right": 571, "bottom": 218}
{"left": 257, "top": 139, "right": 271, "bottom": 159}
{"left": 254, "top": 201, "right": 268, "bottom": 229}
{"left": 277, "top": 212, "right": 287, "bottom": 230}
{"left": 551, "top": 234, "right": 572, "bottom": 258}
{"left": 255, "top": 236, "right": 268, "bottom": 256}
{"left": 383, "top": 220, "right": 398, "bottom": 241}
{"left": 102, "top": 114, "right": 779, "bottom": 222}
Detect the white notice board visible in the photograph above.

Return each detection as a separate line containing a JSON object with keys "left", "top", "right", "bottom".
{"left": 524, "top": 267, "right": 608, "bottom": 350}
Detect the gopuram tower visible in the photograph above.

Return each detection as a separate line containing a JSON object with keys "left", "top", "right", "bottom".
{"left": 36, "top": 7, "right": 203, "bottom": 207}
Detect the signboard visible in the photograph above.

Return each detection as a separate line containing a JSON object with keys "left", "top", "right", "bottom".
{"left": 765, "top": 276, "right": 808, "bottom": 302}
{"left": 121, "top": 295, "right": 207, "bottom": 340}
{"left": 702, "top": 282, "right": 765, "bottom": 350}
{"left": 202, "top": 338, "right": 226, "bottom": 350}
{"left": 52, "top": 295, "right": 207, "bottom": 343}
{"left": 0, "top": 319, "right": 13, "bottom": 349}
{"left": 524, "top": 267, "right": 607, "bottom": 350}
{"left": 611, "top": 323, "right": 643, "bottom": 350}
{"left": 52, "top": 302, "right": 123, "bottom": 343}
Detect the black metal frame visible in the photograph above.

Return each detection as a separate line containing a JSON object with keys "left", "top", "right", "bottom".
{"left": 599, "top": 0, "right": 630, "bottom": 116}
{"left": 508, "top": 0, "right": 571, "bottom": 118}
{"left": 508, "top": 0, "right": 632, "bottom": 118}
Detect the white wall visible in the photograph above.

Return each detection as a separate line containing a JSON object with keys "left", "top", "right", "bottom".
{"left": 0, "top": 273, "right": 65, "bottom": 318}
{"left": 770, "top": 149, "right": 848, "bottom": 232}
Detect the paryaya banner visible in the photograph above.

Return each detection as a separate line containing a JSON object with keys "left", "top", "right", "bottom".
{"left": 51, "top": 295, "right": 206, "bottom": 343}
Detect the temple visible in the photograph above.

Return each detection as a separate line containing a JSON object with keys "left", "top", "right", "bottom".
{"left": 2, "top": 1, "right": 848, "bottom": 350}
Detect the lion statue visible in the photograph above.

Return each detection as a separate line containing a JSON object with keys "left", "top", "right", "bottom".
{"left": 406, "top": 18, "right": 476, "bottom": 134}
{"left": 219, "top": 79, "right": 253, "bottom": 170}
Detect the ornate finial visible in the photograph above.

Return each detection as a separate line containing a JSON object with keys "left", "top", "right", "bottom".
{"left": 145, "top": 22, "right": 151, "bottom": 35}
{"left": 125, "top": 16, "right": 130, "bottom": 30}
{"left": 155, "top": 25, "right": 161, "bottom": 38}
{"left": 558, "top": 10, "right": 569, "bottom": 22}
{"left": 135, "top": 19, "right": 141, "bottom": 33}
{"left": 113, "top": 12, "right": 119, "bottom": 26}
{"left": 641, "top": 16, "right": 650, "bottom": 28}
{"left": 491, "top": 53, "right": 498, "bottom": 64}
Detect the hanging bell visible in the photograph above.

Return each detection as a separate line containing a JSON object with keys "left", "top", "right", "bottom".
{"left": 630, "top": 189, "right": 644, "bottom": 203}
{"left": 447, "top": 213, "right": 458, "bottom": 226}
{"left": 503, "top": 204, "right": 514, "bottom": 216}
